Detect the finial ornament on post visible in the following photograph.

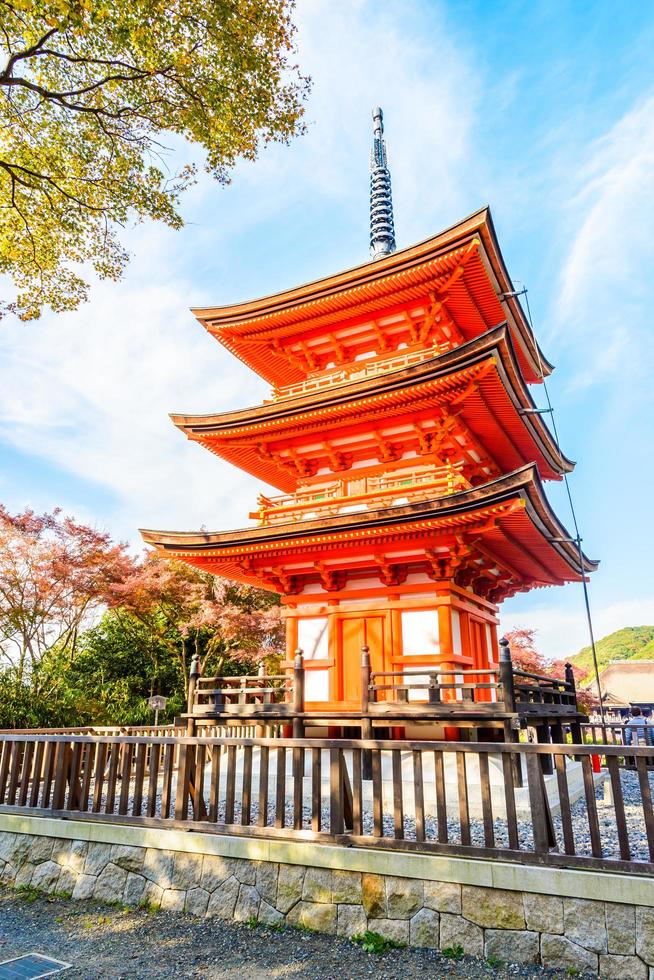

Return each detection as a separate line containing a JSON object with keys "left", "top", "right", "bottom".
{"left": 370, "top": 106, "right": 396, "bottom": 261}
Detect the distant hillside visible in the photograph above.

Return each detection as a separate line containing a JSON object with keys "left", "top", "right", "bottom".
{"left": 571, "top": 626, "right": 654, "bottom": 680}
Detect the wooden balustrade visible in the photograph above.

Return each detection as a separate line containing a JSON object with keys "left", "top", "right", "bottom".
{"left": 368, "top": 668, "right": 503, "bottom": 710}
{"left": 2, "top": 731, "right": 652, "bottom": 874}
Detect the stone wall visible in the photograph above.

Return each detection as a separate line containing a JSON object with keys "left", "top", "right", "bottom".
{"left": 1, "top": 819, "right": 653, "bottom": 979}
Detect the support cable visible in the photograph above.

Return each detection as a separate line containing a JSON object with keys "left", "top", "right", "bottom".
{"left": 510, "top": 285, "right": 605, "bottom": 725}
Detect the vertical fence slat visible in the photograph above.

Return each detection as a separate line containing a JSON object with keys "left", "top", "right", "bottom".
{"left": 311, "top": 747, "right": 322, "bottom": 832}
{"left": 118, "top": 742, "right": 133, "bottom": 816}
{"left": 371, "top": 749, "right": 383, "bottom": 838}
{"left": 0, "top": 741, "right": 11, "bottom": 803}
{"left": 257, "top": 745, "right": 269, "bottom": 828}
{"left": 275, "top": 746, "right": 286, "bottom": 829}
{"left": 79, "top": 743, "right": 95, "bottom": 812}
{"left": 413, "top": 750, "right": 425, "bottom": 843}
{"left": 330, "top": 748, "right": 343, "bottom": 836}
{"left": 581, "top": 755, "right": 602, "bottom": 858}
{"left": 392, "top": 749, "right": 404, "bottom": 840}
{"left": 479, "top": 752, "right": 494, "bottom": 847}
{"left": 131, "top": 742, "right": 147, "bottom": 817}
{"left": 146, "top": 742, "right": 160, "bottom": 818}
{"left": 193, "top": 743, "right": 207, "bottom": 821}
{"left": 501, "top": 751, "right": 519, "bottom": 850}
{"left": 51, "top": 741, "right": 71, "bottom": 810}
{"left": 92, "top": 742, "right": 107, "bottom": 813}
{"left": 41, "top": 741, "right": 56, "bottom": 809}
{"left": 456, "top": 751, "right": 470, "bottom": 846}
{"left": 352, "top": 748, "right": 363, "bottom": 837}
{"left": 242, "top": 745, "right": 253, "bottom": 826}
{"left": 67, "top": 741, "right": 83, "bottom": 811}
{"left": 554, "top": 753, "right": 574, "bottom": 855}
{"left": 18, "top": 741, "right": 34, "bottom": 807}
{"left": 105, "top": 743, "right": 119, "bottom": 814}
{"left": 224, "top": 744, "right": 236, "bottom": 824}
{"left": 6, "top": 743, "right": 22, "bottom": 805}
{"left": 208, "top": 744, "right": 221, "bottom": 823}
{"left": 607, "top": 755, "right": 630, "bottom": 861}
{"left": 293, "top": 745, "right": 304, "bottom": 831}
{"left": 636, "top": 755, "right": 654, "bottom": 862}
{"left": 29, "top": 740, "right": 45, "bottom": 808}
{"left": 434, "top": 750, "right": 448, "bottom": 843}
{"left": 161, "top": 743, "right": 174, "bottom": 819}
{"left": 526, "top": 751, "right": 549, "bottom": 853}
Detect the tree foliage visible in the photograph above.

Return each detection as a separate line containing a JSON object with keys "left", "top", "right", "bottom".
{"left": 504, "top": 627, "right": 597, "bottom": 715}
{"left": 0, "top": 0, "right": 309, "bottom": 319}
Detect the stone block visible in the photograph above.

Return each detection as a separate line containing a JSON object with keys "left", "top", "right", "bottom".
{"left": 31, "top": 860, "right": 61, "bottom": 894}
{"left": 233, "top": 859, "right": 256, "bottom": 885}
{"left": 366, "top": 918, "right": 409, "bottom": 945}
{"left": 255, "top": 863, "right": 278, "bottom": 906}
{"left": 0, "top": 863, "right": 16, "bottom": 886}
{"left": 171, "top": 852, "right": 200, "bottom": 890}
{"left": 637, "top": 908, "right": 654, "bottom": 965}
{"left": 85, "top": 842, "right": 112, "bottom": 877}
{"left": 524, "top": 893, "right": 563, "bottom": 935}
{"left": 160, "top": 889, "right": 186, "bottom": 912}
{"left": 14, "top": 863, "right": 36, "bottom": 888}
{"left": 72, "top": 874, "right": 97, "bottom": 901}
{"left": 564, "top": 897, "right": 608, "bottom": 953}
{"left": 337, "top": 904, "right": 367, "bottom": 939}
{"left": 124, "top": 873, "right": 146, "bottom": 907}
{"left": 57, "top": 866, "right": 78, "bottom": 897}
{"left": 600, "top": 953, "right": 648, "bottom": 979}
{"left": 30, "top": 836, "right": 55, "bottom": 864}
{"left": 142, "top": 849, "right": 174, "bottom": 889}
{"left": 141, "top": 881, "right": 164, "bottom": 910}
{"left": 606, "top": 903, "right": 636, "bottom": 955}
{"left": 110, "top": 845, "right": 144, "bottom": 874}
{"left": 484, "top": 929, "right": 539, "bottom": 965}
{"left": 276, "top": 865, "right": 305, "bottom": 914}
{"left": 93, "top": 863, "right": 128, "bottom": 904}
{"left": 0, "top": 834, "right": 29, "bottom": 867}
{"left": 234, "top": 884, "right": 260, "bottom": 922}
{"left": 440, "top": 913, "right": 483, "bottom": 958}
{"left": 65, "top": 840, "right": 89, "bottom": 873}
{"left": 541, "top": 933, "right": 599, "bottom": 974}
{"left": 361, "top": 873, "right": 386, "bottom": 918}
{"left": 423, "top": 880, "right": 461, "bottom": 914}
{"left": 206, "top": 875, "right": 239, "bottom": 920}
{"left": 51, "top": 840, "right": 71, "bottom": 866}
{"left": 385, "top": 876, "right": 423, "bottom": 919}
{"left": 258, "top": 900, "right": 284, "bottom": 928}
{"left": 287, "top": 901, "right": 337, "bottom": 935}
{"left": 185, "top": 887, "right": 210, "bottom": 918}
{"left": 410, "top": 908, "right": 440, "bottom": 948}
{"left": 302, "top": 868, "right": 332, "bottom": 904}
{"left": 332, "top": 870, "right": 362, "bottom": 905}
{"left": 462, "top": 885, "right": 525, "bottom": 930}
{"left": 201, "top": 854, "right": 234, "bottom": 893}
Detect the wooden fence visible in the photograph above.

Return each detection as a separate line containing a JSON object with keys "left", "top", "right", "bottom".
{"left": 1, "top": 732, "right": 653, "bottom": 875}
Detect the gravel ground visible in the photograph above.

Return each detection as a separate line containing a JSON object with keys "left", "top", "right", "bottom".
{"left": 0, "top": 890, "right": 591, "bottom": 980}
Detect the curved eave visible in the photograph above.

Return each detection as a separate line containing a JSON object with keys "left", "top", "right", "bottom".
{"left": 140, "top": 464, "right": 597, "bottom": 581}
{"left": 192, "top": 206, "right": 552, "bottom": 385}
{"left": 170, "top": 325, "right": 572, "bottom": 491}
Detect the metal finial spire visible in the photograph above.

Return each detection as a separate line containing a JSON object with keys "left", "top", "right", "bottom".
{"left": 369, "top": 106, "right": 396, "bottom": 261}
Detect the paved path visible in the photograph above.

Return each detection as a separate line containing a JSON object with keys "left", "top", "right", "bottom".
{"left": 0, "top": 890, "right": 586, "bottom": 979}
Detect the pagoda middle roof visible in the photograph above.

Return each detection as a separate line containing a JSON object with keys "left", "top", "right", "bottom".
{"left": 171, "top": 325, "right": 572, "bottom": 492}
{"left": 192, "top": 207, "right": 552, "bottom": 387}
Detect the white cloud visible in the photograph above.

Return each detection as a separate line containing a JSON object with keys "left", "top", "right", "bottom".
{"left": 501, "top": 595, "right": 654, "bottom": 662}
{"left": 555, "top": 92, "right": 654, "bottom": 388}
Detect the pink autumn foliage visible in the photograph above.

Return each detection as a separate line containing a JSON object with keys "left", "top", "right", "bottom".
{"left": 504, "top": 627, "right": 598, "bottom": 714}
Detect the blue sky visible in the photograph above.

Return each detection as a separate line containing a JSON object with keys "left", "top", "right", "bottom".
{"left": 2, "top": 0, "right": 654, "bottom": 659}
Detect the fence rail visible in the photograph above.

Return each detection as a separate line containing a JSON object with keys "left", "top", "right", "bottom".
{"left": 1, "top": 732, "right": 653, "bottom": 875}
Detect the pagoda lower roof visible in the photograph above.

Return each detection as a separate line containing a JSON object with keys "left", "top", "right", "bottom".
{"left": 140, "top": 465, "right": 597, "bottom": 603}
{"left": 192, "top": 207, "right": 551, "bottom": 387}
{"left": 171, "top": 325, "right": 572, "bottom": 492}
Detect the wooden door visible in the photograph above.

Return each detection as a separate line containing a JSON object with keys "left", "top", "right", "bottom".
{"left": 339, "top": 615, "right": 385, "bottom": 706}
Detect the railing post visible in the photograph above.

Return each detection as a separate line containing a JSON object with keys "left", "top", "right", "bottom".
{"left": 361, "top": 646, "right": 373, "bottom": 779}
{"left": 293, "top": 649, "right": 305, "bottom": 739}
{"left": 499, "top": 636, "right": 523, "bottom": 788}
{"left": 428, "top": 672, "right": 441, "bottom": 704}
{"left": 565, "top": 662, "right": 583, "bottom": 748}
{"left": 186, "top": 654, "right": 201, "bottom": 734}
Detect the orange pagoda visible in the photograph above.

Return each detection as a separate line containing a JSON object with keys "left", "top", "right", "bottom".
{"left": 142, "top": 109, "right": 596, "bottom": 740}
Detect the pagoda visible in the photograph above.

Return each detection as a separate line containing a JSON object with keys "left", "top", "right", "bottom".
{"left": 141, "top": 109, "right": 596, "bottom": 732}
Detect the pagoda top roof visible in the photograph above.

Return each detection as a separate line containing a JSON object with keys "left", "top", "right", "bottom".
{"left": 192, "top": 207, "right": 552, "bottom": 387}
{"left": 140, "top": 465, "right": 598, "bottom": 600}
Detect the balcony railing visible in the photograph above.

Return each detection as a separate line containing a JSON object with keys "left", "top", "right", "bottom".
{"left": 272, "top": 343, "right": 453, "bottom": 401}
{"left": 249, "top": 465, "right": 470, "bottom": 526}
